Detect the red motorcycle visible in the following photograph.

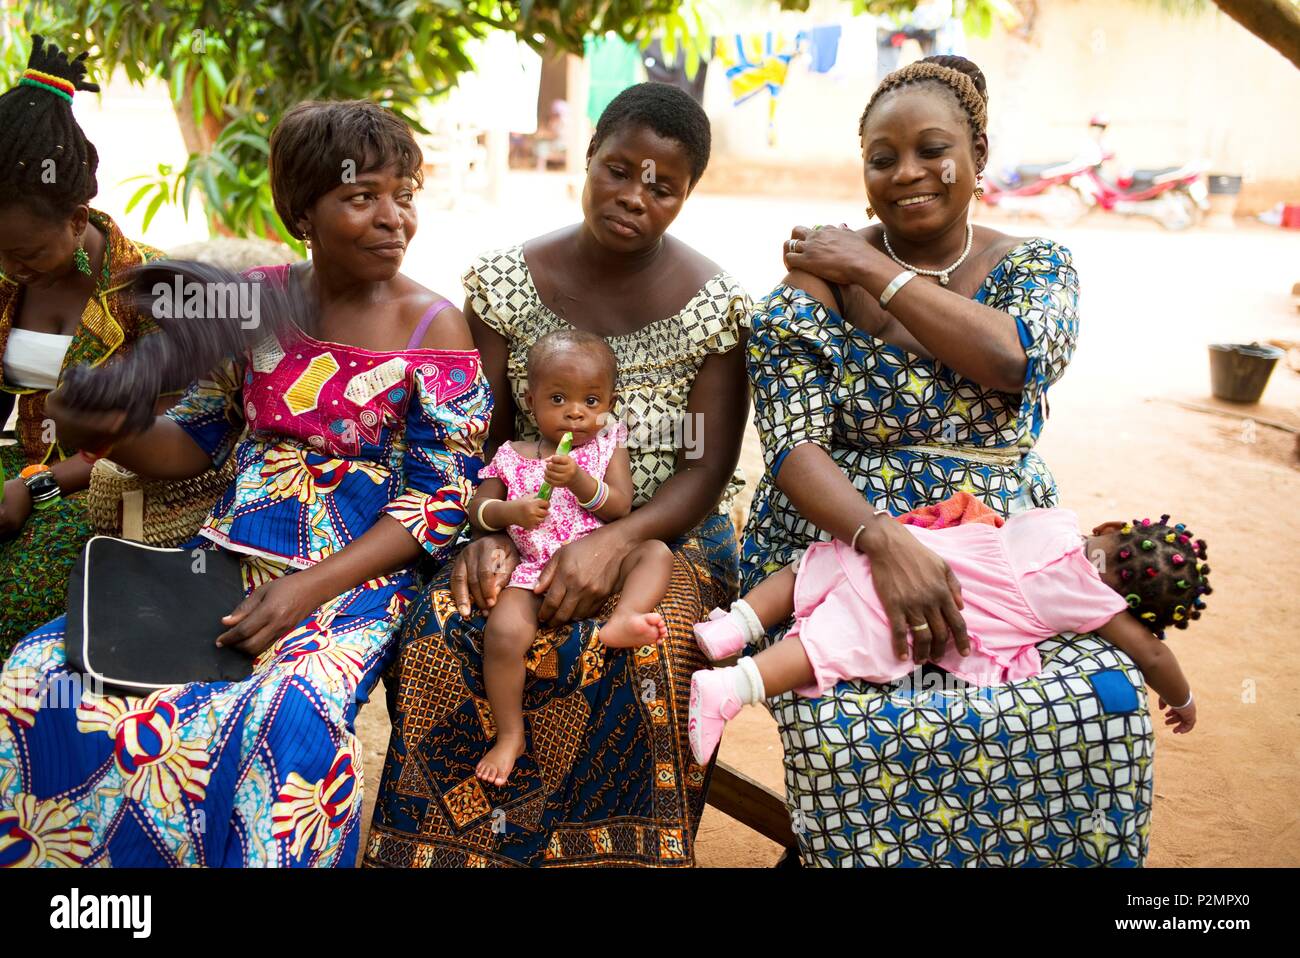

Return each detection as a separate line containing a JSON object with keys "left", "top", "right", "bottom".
{"left": 979, "top": 156, "right": 1093, "bottom": 227}
{"left": 980, "top": 114, "right": 1209, "bottom": 230}
{"left": 1071, "top": 115, "right": 1209, "bottom": 230}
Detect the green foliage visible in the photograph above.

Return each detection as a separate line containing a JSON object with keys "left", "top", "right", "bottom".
{"left": 0, "top": 0, "right": 1019, "bottom": 242}
{"left": 849, "top": 0, "right": 1021, "bottom": 38}
{"left": 1, "top": 1, "right": 703, "bottom": 242}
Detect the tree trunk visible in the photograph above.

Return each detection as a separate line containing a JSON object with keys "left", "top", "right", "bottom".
{"left": 171, "top": 69, "right": 236, "bottom": 236}
{"left": 1212, "top": 0, "right": 1300, "bottom": 69}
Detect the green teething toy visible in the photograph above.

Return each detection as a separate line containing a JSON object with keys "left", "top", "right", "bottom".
{"left": 537, "top": 431, "right": 573, "bottom": 501}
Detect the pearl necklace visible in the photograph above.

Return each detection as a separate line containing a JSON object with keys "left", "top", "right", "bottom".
{"left": 882, "top": 223, "right": 973, "bottom": 286}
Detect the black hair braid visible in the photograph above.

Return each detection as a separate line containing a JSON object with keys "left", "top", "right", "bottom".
{"left": 0, "top": 35, "right": 101, "bottom": 219}
{"left": 859, "top": 54, "right": 989, "bottom": 139}
{"left": 1112, "top": 515, "right": 1211, "bottom": 639}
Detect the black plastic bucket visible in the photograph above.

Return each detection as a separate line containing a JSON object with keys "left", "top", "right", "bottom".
{"left": 1208, "top": 342, "right": 1284, "bottom": 403}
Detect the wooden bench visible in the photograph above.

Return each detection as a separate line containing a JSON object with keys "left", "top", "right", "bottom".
{"left": 706, "top": 761, "right": 799, "bottom": 864}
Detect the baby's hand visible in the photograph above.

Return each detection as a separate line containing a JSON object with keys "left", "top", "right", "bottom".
{"left": 1159, "top": 694, "right": 1197, "bottom": 734}
{"left": 543, "top": 454, "right": 577, "bottom": 488}
{"left": 514, "top": 496, "right": 550, "bottom": 530}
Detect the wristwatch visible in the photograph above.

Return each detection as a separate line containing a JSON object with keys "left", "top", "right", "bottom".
{"left": 19, "top": 464, "right": 62, "bottom": 510}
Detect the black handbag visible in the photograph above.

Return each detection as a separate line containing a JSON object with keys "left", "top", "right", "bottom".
{"left": 65, "top": 536, "right": 254, "bottom": 697}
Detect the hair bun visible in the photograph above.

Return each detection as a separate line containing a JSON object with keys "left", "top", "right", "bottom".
{"left": 921, "top": 55, "right": 987, "bottom": 104}
{"left": 27, "top": 34, "right": 100, "bottom": 94}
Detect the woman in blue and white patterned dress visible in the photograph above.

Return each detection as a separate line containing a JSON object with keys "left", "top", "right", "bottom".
{"left": 740, "top": 56, "right": 1153, "bottom": 867}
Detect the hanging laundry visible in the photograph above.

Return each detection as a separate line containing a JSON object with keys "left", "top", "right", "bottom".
{"left": 585, "top": 34, "right": 643, "bottom": 125}
{"left": 643, "top": 38, "right": 709, "bottom": 103}
{"left": 713, "top": 33, "right": 798, "bottom": 146}
{"left": 825, "top": 16, "right": 875, "bottom": 82}
{"left": 796, "top": 25, "right": 842, "bottom": 75}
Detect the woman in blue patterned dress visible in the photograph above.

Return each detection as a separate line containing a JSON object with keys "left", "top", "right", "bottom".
{"left": 742, "top": 57, "right": 1153, "bottom": 866}
{"left": 0, "top": 101, "right": 489, "bottom": 867}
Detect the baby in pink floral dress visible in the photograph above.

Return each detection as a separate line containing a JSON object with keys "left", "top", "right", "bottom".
{"left": 467, "top": 329, "right": 674, "bottom": 785}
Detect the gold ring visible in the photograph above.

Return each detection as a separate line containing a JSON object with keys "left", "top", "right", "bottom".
{"left": 910, "top": 621, "right": 931, "bottom": 632}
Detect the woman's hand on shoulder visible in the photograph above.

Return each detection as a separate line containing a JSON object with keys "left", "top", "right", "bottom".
{"left": 782, "top": 224, "right": 874, "bottom": 287}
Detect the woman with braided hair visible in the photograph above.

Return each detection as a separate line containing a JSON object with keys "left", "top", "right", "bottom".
{"left": 742, "top": 56, "right": 1165, "bottom": 866}
{"left": 0, "top": 36, "right": 166, "bottom": 654}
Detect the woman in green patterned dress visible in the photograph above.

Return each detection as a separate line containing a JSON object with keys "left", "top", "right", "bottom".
{"left": 0, "top": 38, "right": 163, "bottom": 654}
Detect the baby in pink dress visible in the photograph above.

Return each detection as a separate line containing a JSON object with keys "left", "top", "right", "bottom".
{"left": 467, "top": 329, "right": 674, "bottom": 785}
{"left": 688, "top": 506, "right": 1211, "bottom": 764}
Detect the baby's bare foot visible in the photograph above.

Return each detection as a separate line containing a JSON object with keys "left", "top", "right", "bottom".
{"left": 475, "top": 734, "right": 525, "bottom": 786}
{"left": 600, "top": 611, "right": 667, "bottom": 648}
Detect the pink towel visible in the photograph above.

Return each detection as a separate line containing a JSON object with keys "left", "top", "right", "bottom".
{"left": 896, "top": 491, "right": 1004, "bottom": 530}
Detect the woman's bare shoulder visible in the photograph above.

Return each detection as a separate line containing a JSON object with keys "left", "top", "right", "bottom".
{"left": 396, "top": 275, "right": 474, "bottom": 349}
{"left": 663, "top": 235, "right": 726, "bottom": 289}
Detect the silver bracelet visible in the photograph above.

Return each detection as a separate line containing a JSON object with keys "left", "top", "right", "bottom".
{"left": 850, "top": 509, "right": 892, "bottom": 552}
{"left": 1172, "top": 691, "right": 1194, "bottom": 710}
{"left": 878, "top": 269, "right": 917, "bottom": 311}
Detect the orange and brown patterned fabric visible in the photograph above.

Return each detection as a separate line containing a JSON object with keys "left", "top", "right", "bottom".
{"left": 366, "top": 512, "right": 738, "bottom": 867}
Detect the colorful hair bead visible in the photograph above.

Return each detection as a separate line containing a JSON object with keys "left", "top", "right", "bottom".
{"left": 1176, "top": 579, "right": 1188, "bottom": 589}
{"left": 1120, "top": 523, "right": 1133, "bottom": 534}
{"left": 1164, "top": 532, "right": 1176, "bottom": 543}
{"left": 1125, "top": 594, "right": 1141, "bottom": 608}
{"left": 1173, "top": 612, "right": 1184, "bottom": 621}
{"left": 1118, "top": 548, "right": 1132, "bottom": 560}
{"left": 1121, "top": 569, "right": 1133, "bottom": 581}
{"left": 1140, "top": 518, "right": 1152, "bottom": 527}
{"left": 1178, "top": 534, "right": 1190, "bottom": 545}
{"left": 1171, "top": 554, "right": 1186, "bottom": 566}
{"left": 1141, "top": 539, "right": 1155, "bottom": 550}
{"left": 1141, "top": 611, "right": 1156, "bottom": 621}
{"left": 1175, "top": 523, "right": 1186, "bottom": 532}
{"left": 1145, "top": 567, "right": 1158, "bottom": 578}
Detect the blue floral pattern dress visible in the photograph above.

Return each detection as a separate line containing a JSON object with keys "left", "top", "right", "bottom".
{"left": 0, "top": 291, "right": 491, "bottom": 868}
{"left": 741, "top": 239, "right": 1156, "bottom": 867}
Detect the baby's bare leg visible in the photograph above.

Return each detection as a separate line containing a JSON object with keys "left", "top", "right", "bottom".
{"left": 600, "top": 540, "right": 674, "bottom": 648}
{"left": 739, "top": 562, "right": 798, "bottom": 629}
{"left": 477, "top": 587, "right": 544, "bottom": 786}
{"left": 749, "top": 636, "right": 818, "bottom": 699}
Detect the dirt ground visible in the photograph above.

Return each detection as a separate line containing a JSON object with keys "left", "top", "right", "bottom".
{"left": 72, "top": 96, "right": 1300, "bottom": 866}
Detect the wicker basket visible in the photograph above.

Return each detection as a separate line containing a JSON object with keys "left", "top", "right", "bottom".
{"left": 87, "top": 456, "right": 237, "bottom": 548}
